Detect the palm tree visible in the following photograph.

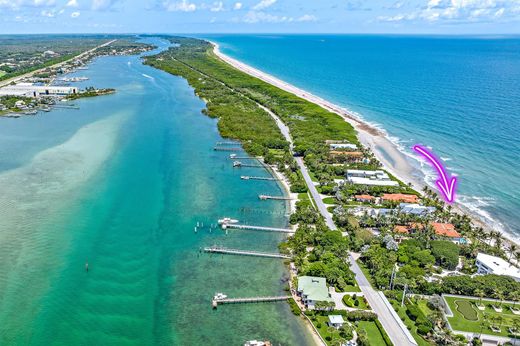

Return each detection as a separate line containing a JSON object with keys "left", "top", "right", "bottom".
{"left": 515, "top": 251, "right": 520, "bottom": 266}
{"left": 475, "top": 289, "right": 485, "bottom": 308}
{"left": 509, "top": 244, "right": 518, "bottom": 261}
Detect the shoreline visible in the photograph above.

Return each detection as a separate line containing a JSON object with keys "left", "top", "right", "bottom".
{"left": 211, "top": 42, "right": 520, "bottom": 247}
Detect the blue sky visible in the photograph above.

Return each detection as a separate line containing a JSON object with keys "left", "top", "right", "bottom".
{"left": 0, "top": 0, "right": 519, "bottom": 34}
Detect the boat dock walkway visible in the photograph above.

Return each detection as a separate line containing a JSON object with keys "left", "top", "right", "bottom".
{"left": 216, "top": 141, "right": 239, "bottom": 146}
{"left": 259, "top": 194, "right": 293, "bottom": 201}
{"left": 204, "top": 246, "right": 290, "bottom": 259}
{"left": 234, "top": 162, "right": 263, "bottom": 168}
{"left": 214, "top": 147, "right": 242, "bottom": 151}
{"left": 212, "top": 295, "right": 291, "bottom": 308}
{"left": 240, "top": 176, "right": 278, "bottom": 181}
{"left": 222, "top": 223, "right": 294, "bottom": 234}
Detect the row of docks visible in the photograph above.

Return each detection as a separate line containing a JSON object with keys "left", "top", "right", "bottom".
{"left": 207, "top": 142, "right": 293, "bottom": 309}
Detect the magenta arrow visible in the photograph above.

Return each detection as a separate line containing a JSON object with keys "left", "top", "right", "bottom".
{"left": 413, "top": 145, "right": 457, "bottom": 203}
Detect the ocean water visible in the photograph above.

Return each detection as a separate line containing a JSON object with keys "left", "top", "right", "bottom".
{"left": 205, "top": 34, "right": 520, "bottom": 240}
{"left": 0, "top": 38, "right": 312, "bottom": 345}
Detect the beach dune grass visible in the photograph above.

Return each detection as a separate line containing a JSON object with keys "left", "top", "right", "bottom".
{"left": 455, "top": 300, "right": 478, "bottom": 321}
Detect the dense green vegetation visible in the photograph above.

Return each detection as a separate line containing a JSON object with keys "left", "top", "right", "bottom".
{"left": 145, "top": 35, "right": 520, "bottom": 345}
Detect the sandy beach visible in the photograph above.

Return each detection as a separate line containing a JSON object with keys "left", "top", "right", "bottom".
{"left": 212, "top": 42, "right": 520, "bottom": 248}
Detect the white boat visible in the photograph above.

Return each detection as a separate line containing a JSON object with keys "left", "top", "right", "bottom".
{"left": 244, "top": 341, "right": 271, "bottom": 346}
{"left": 233, "top": 161, "right": 242, "bottom": 167}
{"left": 213, "top": 293, "right": 227, "bottom": 300}
{"left": 229, "top": 154, "right": 237, "bottom": 159}
{"left": 217, "top": 217, "right": 239, "bottom": 225}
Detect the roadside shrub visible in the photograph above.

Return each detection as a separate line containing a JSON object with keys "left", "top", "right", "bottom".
{"left": 375, "top": 319, "right": 393, "bottom": 346}
{"left": 406, "top": 304, "right": 422, "bottom": 321}
{"left": 346, "top": 310, "right": 377, "bottom": 321}
{"left": 325, "top": 336, "right": 332, "bottom": 341}
{"left": 417, "top": 324, "right": 431, "bottom": 335}
{"left": 316, "top": 322, "right": 322, "bottom": 329}
{"left": 287, "top": 298, "right": 301, "bottom": 316}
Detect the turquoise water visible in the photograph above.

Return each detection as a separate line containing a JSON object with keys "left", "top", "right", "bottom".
{"left": 205, "top": 34, "right": 520, "bottom": 240}
{"left": 0, "top": 38, "right": 312, "bottom": 345}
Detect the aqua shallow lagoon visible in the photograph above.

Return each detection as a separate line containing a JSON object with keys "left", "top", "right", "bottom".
{"left": 0, "top": 38, "right": 312, "bottom": 345}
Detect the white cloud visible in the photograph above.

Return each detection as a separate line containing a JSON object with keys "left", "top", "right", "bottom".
{"left": 40, "top": 9, "right": 55, "bottom": 16}
{"left": 252, "top": 0, "right": 276, "bottom": 11}
{"left": 378, "top": 0, "right": 520, "bottom": 23}
{"left": 66, "top": 0, "right": 78, "bottom": 7}
{"left": 71, "top": 10, "right": 80, "bottom": 17}
{"left": 163, "top": 0, "right": 196, "bottom": 12}
{"left": 297, "top": 14, "right": 317, "bottom": 22}
{"left": 210, "top": 1, "right": 223, "bottom": 12}
{"left": 233, "top": 2, "right": 242, "bottom": 10}
{"left": 92, "top": 0, "right": 119, "bottom": 11}
{"left": 243, "top": 10, "right": 286, "bottom": 23}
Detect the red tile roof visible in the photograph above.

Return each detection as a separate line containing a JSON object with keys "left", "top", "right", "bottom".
{"left": 355, "top": 194, "right": 375, "bottom": 201}
{"left": 382, "top": 193, "right": 419, "bottom": 203}
{"left": 432, "top": 223, "right": 460, "bottom": 238}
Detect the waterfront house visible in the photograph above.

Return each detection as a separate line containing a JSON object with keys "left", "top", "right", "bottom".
{"left": 330, "top": 143, "right": 358, "bottom": 150}
{"left": 398, "top": 203, "right": 435, "bottom": 216}
{"left": 354, "top": 194, "right": 375, "bottom": 203}
{"left": 297, "top": 276, "right": 334, "bottom": 310}
{"left": 431, "top": 223, "right": 466, "bottom": 244}
{"left": 327, "top": 315, "right": 345, "bottom": 329}
{"left": 381, "top": 193, "right": 418, "bottom": 204}
{"left": 475, "top": 253, "right": 520, "bottom": 282}
{"left": 346, "top": 169, "right": 399, "bottom": 187}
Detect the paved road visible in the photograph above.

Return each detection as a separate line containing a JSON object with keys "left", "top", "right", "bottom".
{"left": 349, "top": 253, "right": 417, "bottom": 346}
{"left": 182, "top": 53, "right": 418, "bottom": 346}
{"left": 295, "top": 157, "right": 337, "bottom": 230}
{"left": 0, "top": 39, "right": 117, "bottom": 88}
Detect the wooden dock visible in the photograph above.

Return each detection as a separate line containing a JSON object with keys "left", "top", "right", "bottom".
{"left": 222, "top": 224, "right": 294, "bottom": 234}
{"left": 212, "top": 295, "right": 291, "bottom": 308}
{"left": 204, "top": 246, "right": 290, "bottom": 259}
{"left": 240, "top": 176, "right": 277, "bottom": 181}
{"left": 216, "top": 141, "right": 239, "bottom": 146}
{"left": 233, "top": 162, "right": 263, "bottom": 168}
{"left": 259, "top": 195, "right": 293, "bottom": 201}
{"left": 214, "top": 147, "right": 242, "bottom": 151}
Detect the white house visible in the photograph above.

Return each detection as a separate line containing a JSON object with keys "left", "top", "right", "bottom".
{"left": 475, "top": 252, "right": 520, "bottom": 282}
{"left": 346, "top": 170, "right": 399, "bottom": 187}
{"left": 398, "top": 203, "right": 436, "bottom": 216}
{"left": 330, "top": 143, "right": 358, "bottom": 150}
{"left": 328, "top": 315, "right": 345, "bottom": 329}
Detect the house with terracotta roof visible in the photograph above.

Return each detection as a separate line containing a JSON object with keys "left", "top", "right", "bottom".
{"left": 431, "top": 223, "right": 466, "bottom": 244}
{"left": 392, "top": 222, "right": 465, "bottom": 244}
{"left": 354, "top": 194, "right": 375, "bottom": 203}
{"left": 381, "top": 193, "right": 418, "bottom": 204}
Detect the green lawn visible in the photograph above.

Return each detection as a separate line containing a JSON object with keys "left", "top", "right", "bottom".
{"left": 357, "top": 321, "right": 387, "bottom": 346}
{"left": 322, "top": 197, "right": 336, "bottom": 205}
{"left": 341, "top": 284, "right": 361, "bottom": 293}
{"left": 444, "top": 296, "right": 520, "bottom": 337}
{"left": 343, "top": 294, "right": 370, "bottom": 309}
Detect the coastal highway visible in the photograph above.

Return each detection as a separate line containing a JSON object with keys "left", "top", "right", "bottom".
{"left": 172, "top": 49, "right": 418, "bottom": 345}
{"left": 0, "top": 39, "right": 117, "bottom": 88}
{"left": 212, "top": 49, "right": 417, "bottom": 346}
